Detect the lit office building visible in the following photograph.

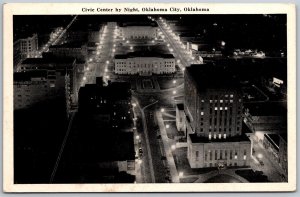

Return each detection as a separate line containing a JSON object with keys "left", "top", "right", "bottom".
{"left": 181, "top": 65, "right": 251, "bottom": 168}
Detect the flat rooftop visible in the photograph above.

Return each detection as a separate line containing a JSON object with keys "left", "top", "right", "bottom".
{"left": 120, "top": 21, "right": 158, "bottom": 27}
{"left": 115, "top": 51, "right": 174, "bottom": 59}
{"left": 21, "top": 57, "right": 76, "bottom": 65}
{"left": 14, "top": 70, "right": 48, "bottom": 82}
{"left": 186, "top": 64, "right": 240, "bottom": 91}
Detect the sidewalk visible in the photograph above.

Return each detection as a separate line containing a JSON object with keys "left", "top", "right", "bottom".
{"left": 156, "top": 111, "right": 180, "bottom": 183}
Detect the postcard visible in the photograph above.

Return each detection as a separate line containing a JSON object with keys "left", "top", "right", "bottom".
{"left": 3, "top": 3, "right": 296, "bottom": 192}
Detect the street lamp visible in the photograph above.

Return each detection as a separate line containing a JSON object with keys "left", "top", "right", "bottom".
{"left": 132, "top": 103, "right": 137, "bottom": 107}
{"left": 160, "top": 108, "right": 165, "bottom": 113}
{"left": 106, "top": 60, "right": 109, "bottom": 64}
{"left": 173, "top": 90, "right": 177, "bottom": 95}
{"left": 173, "top": 80, "right": 177, "bottom": 84}
{"left": 179, "top": 171, "right": 184, "bottom": 177}
{"left": 166, "top": 124, "right": 170, "bottom": 129}
{"left": 83, "top": 76, "right": 86, "bottom": 81}
{"left": 136, "top": 135, "right": 140, "bottom": 140}
{"left": 105, "top": 68, "right": 108, "bottom": 72}
{"left": 171, "top": 144, "right": 176, "bottom": 151}
{"left": 221, "top": 41, "right": 226, "bottom": 46}
{"left": 130, "top": 46, "right": 133, "bottom": 50}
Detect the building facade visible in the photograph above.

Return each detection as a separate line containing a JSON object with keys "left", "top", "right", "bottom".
{"left": 181, "top": 65, "right": 251, "bottom": 168}
{"left": 119, "top": 22, "right": 158, "bottom": 39}
{"left": 114, "top": 52, "right": 175, "bottom": 76}
{"left": 16, "top": 57, "right": 79, "bottom": 110}
{"left": 14, "top": 71, "right": 50, "bottom": 109}
{"left": 13, "top": 33, "right": 39, "bottom": 69}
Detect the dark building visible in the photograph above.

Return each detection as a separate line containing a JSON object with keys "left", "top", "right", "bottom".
{"left": 78, "top": 78, "right": 133, "bottom": 130}
{"left": 180, "top": 64, "right": 251, "bottom": 168}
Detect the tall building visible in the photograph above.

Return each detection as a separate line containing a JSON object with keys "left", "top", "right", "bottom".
{"left": 114, "top": 52, "right": 175, "bottom": 76}
{"left": 13, "top": 33, "right": 39, "bottom": 69}
{"left": 78, "top": 78, "right": 133, "bottom": 130}
{"left": 182, "top": 64, "right": 251, "bottom": 168}
{"left": 119, "top": 22, "right": 158, "bottom": 39}
{"left": 17, "top": 57, "right": 79, "bottom": 110}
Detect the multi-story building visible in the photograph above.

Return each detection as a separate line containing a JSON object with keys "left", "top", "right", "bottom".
{"left": 14, "top": 70, "right": 50, "bottom": 109}
{"left": 17, "top": 57, "right": 79, "bottom": 109}
{"left": 181, "top": 65, "right": 251, "bottom": 168}
{"left": 48, "top": 42, "right": 88, "bottom": 61}
{"left": 78, "top": 78, "right": 133, "bottom": 130}
{"left": 13, "top": 33, "right": 39, "bottom": 69}
{"left": 119, "top": 22, "right": 158, "bottom": 39}
{"left": 114, "top": 52, "right": 175, "bottom": 76}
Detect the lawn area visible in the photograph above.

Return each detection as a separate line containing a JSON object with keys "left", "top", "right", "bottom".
{"left": 157, "top": 76, "right": 183, "bottom": 90}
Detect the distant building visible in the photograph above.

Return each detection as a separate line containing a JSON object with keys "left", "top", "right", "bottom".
{"left": 13, "top": 33, "right": 39, "bottom": 69}
{"left": 278, "top": 133, "right": 288, "bottom": 176}
{"left": 119, "top": 22, "right": 158, "bottom": 39}
{"left": 49, "top": 42, "right": 88, "bottom": 61}
{"left": 114, "top": 52, "right": 175, "bottom": 76}
{"left": 78, "top": 78, "right": 133, "bottom": 130}
{"left": 180, "top": 64, "right": 251, "bottom": 168}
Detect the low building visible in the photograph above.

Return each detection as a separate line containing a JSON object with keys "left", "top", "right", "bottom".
{"left": 114, "top": 52, "right": 175, "bottom": 76}
{"left": 119, "top": 22, "right": 158, "bottom": 39}
{"left": 188, "top": 134, "right": 251, "bottom": 168}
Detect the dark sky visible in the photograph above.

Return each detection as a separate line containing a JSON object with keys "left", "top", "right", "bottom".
{"left": 13, "top": 14, "right": 286, "bottom": 51}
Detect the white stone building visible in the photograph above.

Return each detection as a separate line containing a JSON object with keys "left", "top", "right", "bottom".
{"left": 119, "top": 22, "right": 158, "bottom": 39}
{"left": 114, "top": 52, "right": 176, "bottom": 76}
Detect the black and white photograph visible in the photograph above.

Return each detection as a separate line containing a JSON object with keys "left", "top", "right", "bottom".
{"left": 3, "top": 3, "right": 296, "bottom": 192}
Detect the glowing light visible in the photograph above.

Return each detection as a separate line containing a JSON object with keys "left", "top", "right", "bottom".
{"left": 221, "top": 41, "right": 226, "bottom": 46}
{"left": 106, "top": 60, "right": 109, "bottom": 64}
{"left": 160, "top": 108, "right": 165, "bottom": 113}
{"left": 257, "top": 153, "right": 263, "bottom": 159}
{"left": 173, "top": 80, "right": 177, "bottom": 84}
{"left": 173, "top": 90, "right": 177, "bottom": 95}
{"left": 136, "top": 135, "right": 140, "bottom": 140}
{"left": 171, "top": 144, "right": 176, "bottom": 151}
{"left": 179, "top": 172, "right": 184, "bottom": 177}
{"left": 130, "top": 46, "right": 133, "bottom": 50}
{"left": 166, "top": 124, "right": 170, "bottom": 129}
{"left": 83, "top": 76, "right": 86, "bottom": 81}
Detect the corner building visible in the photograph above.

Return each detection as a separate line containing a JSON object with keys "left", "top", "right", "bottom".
{"left": 184, "top": 65, "right": 251, "bottom": 168}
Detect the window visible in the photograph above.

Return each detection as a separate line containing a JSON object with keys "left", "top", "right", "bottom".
{"left": 218, "top": 134, "right": 221, "bottom": 139}
{"left": 196, "top": 151, "right": 199, "bottom": 161}
{"left": 205, "top": 151, "right": 208, "bottom": 161}
{"left": 220, "top": 100, "right": 223, "bottom": 103}
{"left": 230, "top": 94, "right": 234, "bottom": 98}
{"left": 215, "top": 107, "right": 218, "bottom": 110}
{"left": 201, "top": 100, "right": 205, "bottom": 102}
{"left": 225, "top": 107, "right": 228, "bottom": 110}
{"left": 220, "top": 107, "right": 223, "bottom": 110}
{"left": 209, "top": 150, "right": 212, "bottom": 161}
{"left": 214, "top": 133, "right": 216, "bottom": 139}
{"left": 223, "top": 134, "right": 226, "bottom": 139}
{"left": 215, "top": 150, "right": 218, "bottom": 160}
{"left": 230, "top": 100, "right": 233, "bottom": 103}
{"left": 209, "top": 133, "right": 212, "bottom": 140}
{"left": 201, "top": 112, "right": 204, "bottom": 115}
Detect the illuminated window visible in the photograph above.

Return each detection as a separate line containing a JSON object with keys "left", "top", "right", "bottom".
{"left": 209, "top": 133, "right": 212, "bottom": 140}
{"left": 243, "top": 155, "right": 247, "bottom": 160}
{"left": 220, "top": 100, "right": 223, "bottom": 103}
{"left": 201, "top": 112, "right": 204, "bottom": 115}
{"left": 230, "top": 100, "right": 233, "bottom": 103}
{"left": 225, "top": 107, "right": 228, "bottom": 110}
{"left": 214, "top": 107, "right": 218, "bottom": 110}
{"left": 220, "top": 107, "right": 223, "bottom": 110}
{"left": 223, "top": 134, "right": 226, "bottom": 139}
{"left": 218, "top": 134, "right": 221, "bottom": 139}
{"left": 214, "top": 133, "right": 216, "bottom": 139}
{"left": 230, "top": 94, "right": 234, "bottom": 98}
